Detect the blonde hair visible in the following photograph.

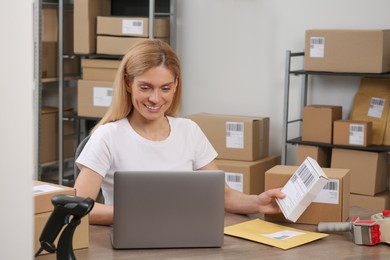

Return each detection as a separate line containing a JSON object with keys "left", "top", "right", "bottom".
{"left": 91, "top": 39, "right": 182, "bottom": 132}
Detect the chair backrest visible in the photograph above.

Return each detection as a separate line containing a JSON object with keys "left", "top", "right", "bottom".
{"left": 73, "top": 135, "right": 90, "bottom": 180}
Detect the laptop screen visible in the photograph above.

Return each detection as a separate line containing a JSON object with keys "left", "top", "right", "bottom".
{"left": 111, "top": 170, "right": 225, "bottom": 249}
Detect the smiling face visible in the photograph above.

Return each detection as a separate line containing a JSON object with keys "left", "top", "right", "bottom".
{"left": 128, "top": 65, "right": 178, "bottom": 122}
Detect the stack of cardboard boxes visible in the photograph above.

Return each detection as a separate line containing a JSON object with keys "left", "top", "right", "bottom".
{"left": 74, "top": 0, "right": 169, "bottom": 55}
{"left": 41, "top": 7, "right": 79, "bottom": 79}
{"left": 74, "top": 0, "right": 170, "bottom": 118}
{"left": 297, "top": 103, "right": 389, "bottom": 213}
{"left": 295, "top": 29, "right": 390, "bottom": 213}
{"left": 77, "top": 59, "right": 120, "bottom": 118}
{"left": 33, "top": 181, "right": 89, "bottom": 255}
{"left": 187, "top": 113, "right": 280, "bottom": 195}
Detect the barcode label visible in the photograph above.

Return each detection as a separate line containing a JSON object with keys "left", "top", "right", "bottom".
{"left": 350, "top": 125, "right": 363, "bottom": 133}
{"left": 313, "top": 179, "right": 339, "bottom": 204}
{"left": 132, "top": 21, "right": 142, "bottom": 27}
{"left": 368, "top": 97, "right": 385, "bottom": 118}
{"left": 310, "top": 37, "right": 324, "bottom": 45}
{"left": 297, "top": 164, "right": 315, "bottom": 188}
{"left": 349, "top": 123, "right": 365, "bottom": 145}
{"left": 226, "top": 122, "right": 244, "bottom": 149}
{"left": 226, "top": 122, "right": 243, "bottom": 132}
{"left": 323, "top": 180, "right": 338, "bottom": 190}
{"left": 227, "top": 174, "right": 242, "bottom": 183}
{"left": 122, "top": 19, "right": 144, "bottom": 35}
{"left": 225, "top": 172, "right": 243, "bottom": 192}
{"left": 370, "top": 98, "right": 385, "bottom": 107}
{"left": 309, "top": 37, "right": 325, "bottom": 58}
{"left": 93, "top": 87, "right": 113, "bottom": 107}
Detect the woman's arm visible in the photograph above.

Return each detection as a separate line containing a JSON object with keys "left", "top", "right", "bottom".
{"left": 199, "top": 161, "right": 285, "bottom": 215}
{"left": 74, "top": 167, "right": 113, "bottom": 225}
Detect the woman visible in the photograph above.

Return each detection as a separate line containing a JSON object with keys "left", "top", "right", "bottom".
{"left": 74, "top": 39, "right": 285, "bottom": 225}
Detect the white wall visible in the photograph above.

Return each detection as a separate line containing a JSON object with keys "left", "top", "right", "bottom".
{"left": 176, "top": 0, "right": 390, "bottom": 164}
{"left": 0, "top": 1, "right": 34, "bottom": 259}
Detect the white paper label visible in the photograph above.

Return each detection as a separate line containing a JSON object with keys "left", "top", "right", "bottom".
{"left": 226, "top": 122, "right": 244, "bottom": 149}
{"left": 33, "top": 185, "right": 63, "bottom": 194}
{"left": 93, "top": 87, "right": 113, "bottom": 107}
{"left": 225, "top": 172, "right": 243, "bottom": 192}
{"left": 261, "top": 230, "right": 305, "bottom": 240}
{"left": 312, "top": 179, "right": 339, "bottom": 204}
{"left": 122, "top": 19, "right": 144, "bottom": 35}
{"left": 349, "top": 124, "right": 364, "bottom": 145}
{"left": 309, "top": 37, "right": 325, "bottom": 58}
{"left": 367, "top": 97, "right": 385, "bottom": 118}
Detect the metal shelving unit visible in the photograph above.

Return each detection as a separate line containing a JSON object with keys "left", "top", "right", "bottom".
{"left": 55, "top": 0, "right": 177, "bottom": 184}
{"left": 282, "top": 50, "right": 390, "bottom": 165}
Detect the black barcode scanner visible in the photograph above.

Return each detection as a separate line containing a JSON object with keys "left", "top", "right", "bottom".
{"left": 35, "top": 195, "right": 94, "bottom": 260}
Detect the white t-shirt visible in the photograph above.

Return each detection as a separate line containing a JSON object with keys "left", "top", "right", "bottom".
{"left": 76, "top": 116, "right": 218, "bottom": 205}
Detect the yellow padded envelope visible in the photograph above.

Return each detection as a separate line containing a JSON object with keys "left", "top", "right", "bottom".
{"left": 224, "top": 219, "right": 328, "bottom": 250}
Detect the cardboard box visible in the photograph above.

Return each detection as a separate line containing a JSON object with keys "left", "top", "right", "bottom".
{"left": 296, "top": 145, "right": 331, "bottom": 167}
{"left": 302, "top": 105, "right": 342, "bottom": 143}
{"left": 81, "top": 58, "right": 121, "bottom": 81}
{"left": 42, "top": 41, "right": 58, "bottom": 78}
{"left": 350, "top": 78, "right": 390, "bottom": 145}
{"left": 74, "top": 0, "right": 111, "bottom": 54}
{"left": 33, "top": 181, "right": 76, "bottom": 214}
{"left": 333, "top": 120, "right": 372, "bottom": 147}
{"left": 275, "top": 157, "right": 329, "bottom": 222}
{"left": 33, "top": 181, "right": 89, "bottom": 254}
{"left": 350, "top": 192, "right": 390, "bottom": 213}
{"left": 34, "top": 211, "right": 89, "bottom": 255}
{"left": 96, "top": 36, "right": 147, "bottom": 55}
{"left": 42, "top": 8, "right": 58, "bottom": 42}
{"left": 214, "top": 155, "right": 280, "bottom": 195}
{"left": 41, "top": 41, "right": 80, "bottom": 79}
{"left": 77, "top": 80, "right": 113, "bottom": 118}
{"left": 40, "top": 107, "right": 75, "bottom": 164}
{"left": 304, "top": 29, "right": 390, "bottom": 73}
{"left": 187, "top": 113, "right": 269, "bottom": 161}
{"left": 96, "top": 36, "right": 168, "bottom": 55}
{"left": 265, "top": 165, "right": 350, "bottom": 224}
{"left": 331, "top": 148, "right": 388, "bottom": 196}
{"left": 97, "top": 16, "right": 170, "bottom": 38}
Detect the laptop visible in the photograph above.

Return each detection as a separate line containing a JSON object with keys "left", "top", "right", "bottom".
{"left": 111, "top": 170, "right": 225, "bottom": 249}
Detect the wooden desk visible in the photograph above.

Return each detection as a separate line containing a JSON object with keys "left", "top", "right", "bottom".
{"left": 37, "top": 207, "right": 389, "bottom": 259}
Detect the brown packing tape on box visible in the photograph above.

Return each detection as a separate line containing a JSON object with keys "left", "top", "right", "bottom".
{"left": 350, "top": 78, "right": 390, "bottom": 145}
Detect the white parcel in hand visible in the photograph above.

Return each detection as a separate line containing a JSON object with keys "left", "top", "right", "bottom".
{"left": 276, "top": 157, "right": 329, "bottom": 222}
